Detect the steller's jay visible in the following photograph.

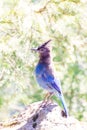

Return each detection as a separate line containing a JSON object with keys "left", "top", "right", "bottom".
{"left": 32, "top": 40, "right": 68, "bottom": 117}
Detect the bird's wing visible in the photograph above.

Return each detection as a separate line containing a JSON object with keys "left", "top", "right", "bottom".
{"left": 42, "top": 70, "right": 62, "bottom": 94}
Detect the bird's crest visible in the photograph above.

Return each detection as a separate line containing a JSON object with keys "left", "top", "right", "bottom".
{"left": 37, "top": 40, "right": 51, "bottom": 50}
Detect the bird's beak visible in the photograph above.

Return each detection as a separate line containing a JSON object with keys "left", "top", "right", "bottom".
{"left": 31, "top": 48, "right": 38, "bottom": 52}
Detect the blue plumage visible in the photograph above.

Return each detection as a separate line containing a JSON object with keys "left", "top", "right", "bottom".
{"left": 35, "top": 63, "right": 61, "bottom": 93}
{"left": 32, "top": 40, "right": 68, "bottom": 117}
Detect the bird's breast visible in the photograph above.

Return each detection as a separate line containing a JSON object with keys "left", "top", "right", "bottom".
{"left": 35, "top": 63, "right": 45, "bottom": 74}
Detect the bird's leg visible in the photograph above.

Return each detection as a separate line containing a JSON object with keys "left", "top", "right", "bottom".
{"left": 41, "top": 92, "right": 53, "bottom": 107}
{"left": 44, "top": 92, "right": 51, "bottom": 102}
{"left": 46, "top": 92, "right": 53, "bottom": 102}
{"left": 37, "top": 93, "right": 50, "bottom": 109}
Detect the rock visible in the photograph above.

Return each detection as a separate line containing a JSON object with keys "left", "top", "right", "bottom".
{"left": 1, "top": 101, "right": 87, "bottom": 130}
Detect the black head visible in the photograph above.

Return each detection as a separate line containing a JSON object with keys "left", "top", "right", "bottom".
{"left": 31, "top": 40, "right": 51, "bottom": 55}
{"left": 32, "top": 40, "right": 52, "bottom": 64}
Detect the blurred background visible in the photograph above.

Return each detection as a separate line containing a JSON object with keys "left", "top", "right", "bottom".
{"left": 0, "top": 0, "right": 87, "bottom": 122}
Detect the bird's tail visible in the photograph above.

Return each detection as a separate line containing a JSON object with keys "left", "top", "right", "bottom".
{"left": 57, "top": 93, "right": 68, "bottom": 117}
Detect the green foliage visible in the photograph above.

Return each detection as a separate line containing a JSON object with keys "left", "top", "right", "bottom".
{"left": 0, "top": 0, "right": 87, "bottom": 122}
{"left": 0, "top": 97, "right": 4, "bottom": 107}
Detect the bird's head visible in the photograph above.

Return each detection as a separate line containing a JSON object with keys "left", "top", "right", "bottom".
{"left": 31, "top": 40, "right": 51, "bottom": 57}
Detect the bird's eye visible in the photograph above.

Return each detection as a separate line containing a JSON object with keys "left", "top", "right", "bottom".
{"left": 40, "top": 48, "right": 45, "bottom": 52}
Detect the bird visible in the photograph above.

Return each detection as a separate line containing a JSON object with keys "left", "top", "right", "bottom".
{"left": 32, "top": 40, "right": 68, "bottom": 117}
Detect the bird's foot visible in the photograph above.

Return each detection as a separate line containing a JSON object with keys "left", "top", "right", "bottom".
{"left": 41, "top": 100, "right": 51, "bottom": 108}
